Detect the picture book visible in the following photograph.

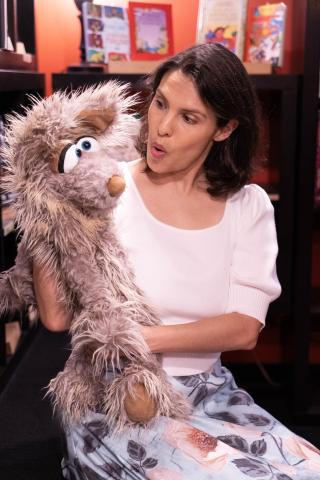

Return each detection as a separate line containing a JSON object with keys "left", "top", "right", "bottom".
{"left": 128, "top": 2, "right": 174, "bottom": 60}
{"left": 196, "top": 0, "right": 248, "bottom": 59}
{"left": 244, "top": 2, "right": 287, "bottom": 67}
{"left": 82, "top": 2, "right": 130, "bottom": 64}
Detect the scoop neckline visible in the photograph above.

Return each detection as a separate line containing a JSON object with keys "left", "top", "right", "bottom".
{"left": 124, "top": 161, "right": 229, "bottom": 234}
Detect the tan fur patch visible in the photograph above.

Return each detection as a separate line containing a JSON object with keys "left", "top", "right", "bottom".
{"left": 76, "top": 107, "right": 116, "bottom": 136}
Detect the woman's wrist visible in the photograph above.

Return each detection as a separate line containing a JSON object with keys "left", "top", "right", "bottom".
{"left": 140, "top": 325, "right": 172, "bottom": 353}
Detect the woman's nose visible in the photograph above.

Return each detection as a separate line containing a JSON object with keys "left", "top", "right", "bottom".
{"left": 157, "top": 114, "right": 173, "bottom": 137}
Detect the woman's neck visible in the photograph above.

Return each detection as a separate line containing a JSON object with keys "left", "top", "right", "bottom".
{"left": 132, "top": 159, "right": 207, "bottom": 196}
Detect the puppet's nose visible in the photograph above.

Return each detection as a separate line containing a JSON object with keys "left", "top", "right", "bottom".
{"left": 106, "top": 175, "right": 126, "bottom": 197}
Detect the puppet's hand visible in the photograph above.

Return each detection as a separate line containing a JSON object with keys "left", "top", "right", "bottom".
{"left": 0, "top": 244, "right": 34, "bottom": 316}
{"left": 70, "top": 308, "right": 152, "bottom": 375}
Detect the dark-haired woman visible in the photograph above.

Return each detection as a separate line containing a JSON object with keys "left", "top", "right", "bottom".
{"left": 35, "top": 44, "right": 320, "bottom": 479}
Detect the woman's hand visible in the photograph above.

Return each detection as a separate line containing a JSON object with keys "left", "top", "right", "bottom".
{"left": 33, "top": 261, "right": 71, "bottom": 331}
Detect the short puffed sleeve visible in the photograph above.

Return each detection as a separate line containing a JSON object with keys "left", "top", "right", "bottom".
{"left": 225, "top": 184, "right": 282, "bottom": 326}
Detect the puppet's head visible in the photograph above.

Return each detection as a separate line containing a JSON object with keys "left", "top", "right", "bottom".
{"left": 1, "top": 82, "right": 139, "bottom": 225}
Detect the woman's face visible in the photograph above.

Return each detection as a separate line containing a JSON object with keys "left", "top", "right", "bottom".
{"left": 146, "top": 69, "right": 221, "bottom": 177}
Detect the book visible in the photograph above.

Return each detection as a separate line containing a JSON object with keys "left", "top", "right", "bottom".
{"left": 0, "top": 0, "right": 8, "bottom": 49}
{"left": 244, "top": 2, "right": 287, "bottom": 67}
{"left": 128, "top": 2, "right": 174, "bottom": 60}
{"left": 82, "top": 2, "right": 130, "bottom": 64}
{"left": 196, "top": 0, "right": 248, "bottom": 59}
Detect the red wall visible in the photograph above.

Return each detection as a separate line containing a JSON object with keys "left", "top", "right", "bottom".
{"left": 35, "top": 0, "right": 199, "bottom": 96}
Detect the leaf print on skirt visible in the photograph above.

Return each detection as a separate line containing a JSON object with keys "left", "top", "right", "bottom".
{"left": 164, "top": 419, "right": 234, "bottom": 471}
{"left": 226, "top": 422, "right": 270, "bottom": 439}
{"left": 232, "top": 457, "right": 271, "bottom": 478}
{"left": 282, "top": 435, "right": 320, "bottom": 472}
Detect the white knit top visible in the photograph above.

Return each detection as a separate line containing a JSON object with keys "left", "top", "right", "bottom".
{"left": 113, "top": 161, "right": 281, "bottom": 376}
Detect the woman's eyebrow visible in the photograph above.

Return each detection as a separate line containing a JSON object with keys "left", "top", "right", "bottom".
{"left": 181, "top": 108, "right": 207, "bottom": 118}
{"left": 156, "top": 88, "right": 207, "bottom": 118}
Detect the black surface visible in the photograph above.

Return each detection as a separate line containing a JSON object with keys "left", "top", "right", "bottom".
{"left": 17, "top": 0, "right": 36, "bottom": 55}
{"left": 0, "top": 326, "right": 70, "bottom": 479}
{"left": 0, "top": 70, "right": 44, "bottom": 92}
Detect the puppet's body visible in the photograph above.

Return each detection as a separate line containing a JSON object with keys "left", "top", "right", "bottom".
{"left": 0, "top": 83, "right": 189, "bottom": 431}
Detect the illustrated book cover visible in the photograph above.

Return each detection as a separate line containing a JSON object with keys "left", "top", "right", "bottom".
{"left": 196, "top": 0, "right": 248, "bottom": 59}
{"left": 128, "top": 2, "right": 173, "bottom": 60}
{"left": 82, "top": 2, "right": 130, "bottom": 64}
{"left": 244, "top": 2, "right": 287, "bottom": 67}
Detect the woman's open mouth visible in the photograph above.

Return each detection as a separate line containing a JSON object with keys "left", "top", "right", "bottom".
{"left": 150, "top": 143, "right": 167, "bottom": 159}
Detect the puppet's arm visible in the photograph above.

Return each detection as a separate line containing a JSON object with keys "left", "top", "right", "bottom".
{"left": 0, "top": 241, "right": 35, "bottom": 318}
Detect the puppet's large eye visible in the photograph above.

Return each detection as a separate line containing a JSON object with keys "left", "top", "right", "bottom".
{"left": 58, "top": 144, "right": 81, "bottom": 174}
{"left": 76, "top": 136, "right": 100, "bottom": 153}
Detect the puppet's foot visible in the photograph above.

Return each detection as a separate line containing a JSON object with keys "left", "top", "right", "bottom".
{"left": 103, "top": 363, "right": 191, "bottom": 432}
{"left": 124, "top": 383, "right": 157, "bottom": 423}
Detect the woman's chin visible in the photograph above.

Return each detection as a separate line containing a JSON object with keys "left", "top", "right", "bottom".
{"left": 146, "top": 156, "right": 162, "bottom": 171}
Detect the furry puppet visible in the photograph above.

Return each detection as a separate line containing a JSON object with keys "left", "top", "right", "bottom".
{"left": 0, "top": 82, "right": 189, "bottom": 431}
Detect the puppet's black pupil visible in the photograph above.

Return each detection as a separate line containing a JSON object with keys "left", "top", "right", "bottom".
{"left": 81, "top": 140, "right": 91, "bottom": 150}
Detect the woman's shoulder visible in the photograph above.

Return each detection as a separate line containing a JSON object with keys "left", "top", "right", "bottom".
{"left": 118, "top": 159, "right": 141, "bottom": 176}
{"left": 230, "top": 183, "right": 272, "bottom": 207}
{"left": 228, "top": 184, "right": 274, "bottom": 222}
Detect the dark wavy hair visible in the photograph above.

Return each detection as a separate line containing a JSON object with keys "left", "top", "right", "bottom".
{"left": 136, "top": 43, "right": 262, "bottom": 197}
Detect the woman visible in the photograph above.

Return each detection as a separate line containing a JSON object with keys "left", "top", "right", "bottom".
{"left": 34, "top": 44, "right": 320, "bottom": 479}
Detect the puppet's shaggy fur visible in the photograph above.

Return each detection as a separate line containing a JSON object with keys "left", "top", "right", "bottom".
{"left": 0, "top": 82, "right": 189, "bottom": 431}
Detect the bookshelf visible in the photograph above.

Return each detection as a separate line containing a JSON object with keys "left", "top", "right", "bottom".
{"left": 0, "top": 70, "right": 45, "bottom": 366}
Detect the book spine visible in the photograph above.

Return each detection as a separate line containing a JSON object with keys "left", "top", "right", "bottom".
{"left": 0, "top": 0, "right": 8, "bottom": 49}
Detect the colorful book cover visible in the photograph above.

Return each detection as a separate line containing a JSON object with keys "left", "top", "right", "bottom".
{"left": 128, "top": 2, "right": 174, "bottom": 60}
{"left": 245, "top": 2, "right": 287, "bottom": 67}
{"left": 82, "top": 2, "right": 130, "bottom": 64}
{"left": 196, "top": 0, "right": 248, "bottom": 59}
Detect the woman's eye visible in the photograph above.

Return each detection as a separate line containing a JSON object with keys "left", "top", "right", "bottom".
{"left": 183, "top": 114, "right": 196, "bottom": 124}
{"left": 76, "top": 136, "right": 100, "bottom": 153}
{"left": 155, "top": 98, "right": 165, "bottom": 109}
{"left": 58, "top": 144, "right": 80, "bottom": 173}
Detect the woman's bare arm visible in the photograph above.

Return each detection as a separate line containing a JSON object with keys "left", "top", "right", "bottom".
{"left": 141, "top": 312, "right": 261, "bottom": 354}
{"left": 33, "top": 262, "right": 71, "bottom": 332}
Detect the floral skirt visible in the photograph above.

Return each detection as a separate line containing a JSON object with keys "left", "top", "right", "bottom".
{"left": 62, "top": 361, "right": 320, "bottom": 479}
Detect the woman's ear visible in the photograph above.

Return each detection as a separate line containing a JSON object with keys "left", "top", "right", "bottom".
{"left": 213, "top": 119, "right": 239, "bottom": 142}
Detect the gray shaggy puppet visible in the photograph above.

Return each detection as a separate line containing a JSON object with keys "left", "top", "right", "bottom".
{"left": 0, "top": 82, "right": 189, "bottom": 431}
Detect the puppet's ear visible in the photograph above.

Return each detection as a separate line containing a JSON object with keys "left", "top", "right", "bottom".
{"left": 76, "top": 107, "right": 115, "bottom": 135}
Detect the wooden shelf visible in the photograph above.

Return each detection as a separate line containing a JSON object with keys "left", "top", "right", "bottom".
{"left": 0, "top": 50, "right": 36, "bottom": 71}
{"left": 53, "top": 72, "right": 300, "bottom": 93}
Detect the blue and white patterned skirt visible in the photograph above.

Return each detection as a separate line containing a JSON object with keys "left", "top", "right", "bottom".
{"left": 62, "top": 361, "right": 320, "bottom": 479}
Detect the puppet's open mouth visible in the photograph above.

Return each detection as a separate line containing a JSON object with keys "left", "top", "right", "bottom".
{"left": 106, "top": 175, "right": 126, "bottom": 197}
